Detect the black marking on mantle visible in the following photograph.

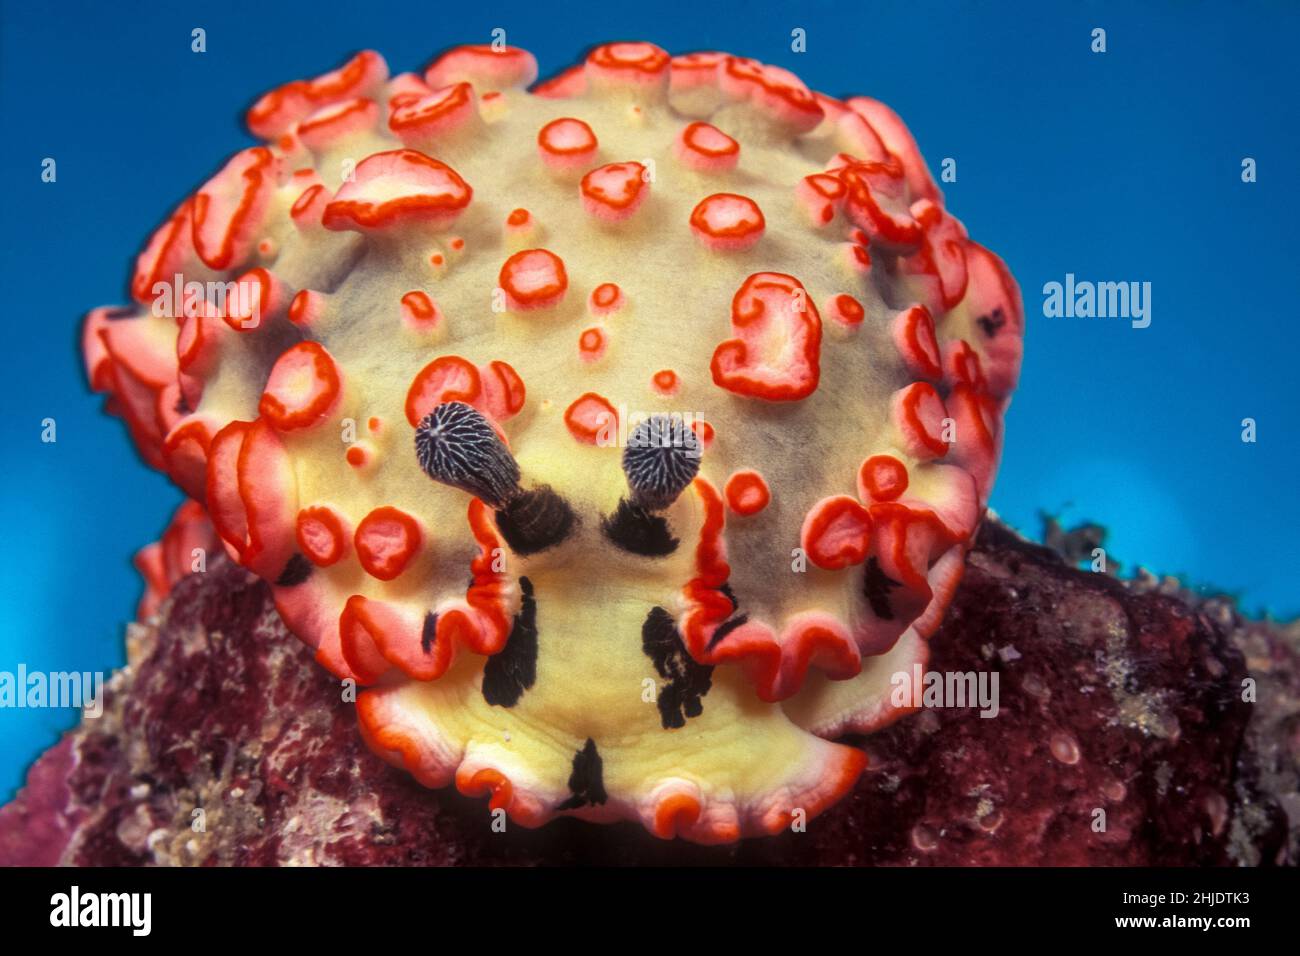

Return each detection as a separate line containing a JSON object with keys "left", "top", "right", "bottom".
{"left": 481, "top": 577, "right": 538, "bottom": 707}
{"left": 494, "top": 486, "right": 577, "bottom": 555}
{"left": 274, "top": 554, "right": 312, "bottom": 587}
{"left": 556, "top": 738, "right": 608, "bottom": 810}
{"left": 602, "top": 497, "right": 678, "bottom": 556}
{"left": 642, "top": 606, "right": 714, "bottom": 729}
{"left": 976, "top": 307, "right": 1007, "bottom": 338}
{"left": 862, "top": 557, "right": 901, "bottom": 620}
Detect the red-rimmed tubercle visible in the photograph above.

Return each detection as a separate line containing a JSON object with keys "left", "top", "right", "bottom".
{"left": 537, "top": 117, "right": 598, "bottom": 172}
{"left": 404, "top": 355, "right": 524, "bottom": 433}
{"left": 585, "top": 42, "right": 671, "bottom": 95}
{"left": 824, "top": 293, "right": 865, "bottom": 330}
{"left": 94, "top": 316, "right": 178, "bottom": 469}
{"left": 891, "top": 304, "right": 943, "bottom": 380}
{"left": 129, "top": 200, "right": 196, "bottom": 306}
{"left": 845, "top": 96, "right": 942, "bottom": 203}
{"left": 837, "top": 156, "right": 920, "bottom": 252}
{"left": 890, "top": 381, "right": 950, "bottom": 460}
{"left": 577, "top": 326, "right": 608, "bottom": 363}
{"left": 298, "top": 95, "right": 379, "bottom": 151}
{"left": 795, "top": 173, "right": 845, "bottom": 228}
{"left": 134, "top": 499, "right": 219, "bottom": 620}
{"left": 588, "top": 282, "right": 624, "bottom": 317}
{"left": 296, "top": 504, "right": 350, "bottom": 567}
{"left": 564, "top": 392, "right": 617, "bottom": 445}
{"left": 259, "top": 341, "right": 343, "bottom": 430}
{"left": 205, "top": 421, "right": 251, "bottom": 559}
{"left": 353, "top": 506, "right": 422, "bottom": 581}
{"left": 235, "top": 418, "right": 298, "bottom": 580}
{"left": 290, "top": 182, "right": 330, "bottom": 232}
{"left": 498, "top": 248, "right": 568, "bottom": 309}
{"left": 400, "top": 290, "right": 444, "bottom": 334}
{"left": 674, "top": 121, "right": 739, "bottom": 173}
{"left": 322, "top": 149, "right": 472, "bottom": 232}
{"left": 801, "top": 495, "right": 872, "bottom": 570}
{"left": 191, "top": 147, "right": 281, "bottom": 272}
{"left": 246, "top": 50, "right": 389, "bottom": 140}
{"left": 425, "top": 44, "right": 538, "bottom": 92}
{"left": 689, "top": 193, "right": 765, "bottom": 251}
{"left": 387, "top": 80, "right": 479, "bottom": 146}
{"left": 724, "top": 469, "right": 770, "bottom": 516}
{"left": 717, "top": 56, "right": 823, "bottom": 134}
{"left": 858, "top": 454, "right": 909, "bottom": 502}
{"left": 580, "top": 162, "right": 649, "bottom": 222}
{"left": 162, "top": 414, "right": 221, "bottom": 501}
{"left": 668, "top": 51, "right": 726, "bottom": 91}
{"left": 898, "top": 199, "right": 969, "bottom": 311}
{"left": 711, "top": 272, "right": 822, "bottom": 401}
{"left": 651, "top": 368, "right": 679, "bottom": 396}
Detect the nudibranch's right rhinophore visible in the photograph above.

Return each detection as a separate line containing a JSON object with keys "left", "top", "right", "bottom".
{"left": 86, "top": 41, "right": 1023, "bottom": 843}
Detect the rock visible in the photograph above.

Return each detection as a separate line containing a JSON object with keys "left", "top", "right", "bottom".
{"left": 1, "top": 521, "right": 1294, "bottom": 865}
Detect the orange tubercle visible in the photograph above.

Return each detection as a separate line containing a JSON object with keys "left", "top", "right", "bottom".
{"left": 724, "top": 470, "right": 771, "bottom": 516}
{"left": 296, "top": 505, "right": 350, "bottom": 566}
{"left": 355, "top": 506, "right": 422, "bottom": 581}
{"left": 651, "top": 368, "right": 679, "bottom": 396}
{"left": 259, "top": 341, "right": 342, "bottom": 431}
{"left": 859, "top": 455, "right": 909, "bottom": 501}
{"left": 564, "top": 392, "right": 618, "bottom": 445}
{"left": 578, "top": 326, "right": 607, "bottom": 362}
{"left": 588, "top": 282, "right": 624, "bottom": 316}
{"left": 498, "top": 248, "right": 568, "bottom": 310}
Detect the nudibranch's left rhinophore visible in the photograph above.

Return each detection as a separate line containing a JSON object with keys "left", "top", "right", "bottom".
{"left": 85, "top": 41, "right": 1023, "bottom": 843}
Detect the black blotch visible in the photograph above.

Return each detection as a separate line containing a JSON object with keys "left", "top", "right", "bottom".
{"left": 862, "top": 557, "right": 901, "bottom": 620}
{"left": 718, "top": 582, "right": 739, "bottom": 612}
{"left": 642, "top": 606, "right": 714, "bottom": 729}
{"left": 481, "top": 577, "right": 537, "bottom": 707}
{"left": 274, "top": 554, "right": 312, "bottom": 587}
{"left": 421, "top": 612, "right": 438, "bottom": 655}
{"left": 495, "top": 486, "right": 576, "bottom": 555}
{"left": 103, "top": 307, "right": 136, "bottom": 321}
{"left": 976, "top": 307, "right": 1006, "bottom": 338}
{"left": 706, "top": 613, "right": 749, "bottom": 650}
{"left": 556, "top": 738, "right": 608, "bottom": 810}
{"left": 174, "top": 393, "right": 192, "bottom": 416}
{"left": 601, "top": 498, "right": 678, "bottom": 556}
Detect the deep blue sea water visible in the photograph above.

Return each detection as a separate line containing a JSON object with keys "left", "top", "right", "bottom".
{"left": 1, "top": 0, "right": 1296, "bottom": 798}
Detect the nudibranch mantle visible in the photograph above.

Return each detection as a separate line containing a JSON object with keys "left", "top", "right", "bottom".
{"left": 84, "top": 41, "right": 1023, "bottom": 844}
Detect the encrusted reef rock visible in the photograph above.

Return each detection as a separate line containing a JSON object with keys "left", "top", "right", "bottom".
{"left": 2, "top": 520, "right": 1293, "bottom": 866}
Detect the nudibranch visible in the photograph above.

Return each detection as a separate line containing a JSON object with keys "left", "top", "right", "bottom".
{"left": 84, "top": 42, "right": 1023, "bottom": 843}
